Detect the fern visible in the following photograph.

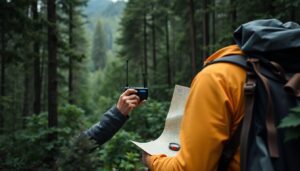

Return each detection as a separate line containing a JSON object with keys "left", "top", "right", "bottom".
{"left": 278, "top": 106, "right": 300, "bottom": 141}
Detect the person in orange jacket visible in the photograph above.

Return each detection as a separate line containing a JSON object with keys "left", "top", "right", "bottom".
{"left": 143, "top": 45, "right": 245, "bottom": 171}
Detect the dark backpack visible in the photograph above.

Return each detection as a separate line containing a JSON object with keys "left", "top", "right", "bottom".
{"left": 208, "top": 19, "right": 300, "bottom": 171}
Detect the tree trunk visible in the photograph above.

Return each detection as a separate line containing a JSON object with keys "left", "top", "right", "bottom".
{"left": 202, "top": 0, "right": 209, "bottom": 63}
{"left": 68, "top": 2, "right": 74, "bottom": 104}
{"left": 151, "top": 8, "right": 157, "bottom": 82}
{"left": 171, "top": 18, "right": 177, "bottom": 84}
{"left": 41, "top": 46, "right": 47, "bottom": 112}
{"left": 211, "top": 0, "right": 216, "bottom": 52}
{"left": 0, "top": 30, "right": 5, "bottom": 132}
{"left": 143, "top": 12, "right": 148, "bottom": 83}
{"left": 230, "top": 0, "right": 237, "bottom": 44}
{"left": 33, "top": 0, "right": 41, "bottom": 115}
{"left": 22, "top": 2, "right": 32, "bottom": 124}
{"left": 47, "top": 0, "right": 58, "bottom": 146}
{"left": 22, "top": 64, "right": 30, "bottom": 127}
{"left": 187, "top": 0, "right": 197, "bottom": 76}
{"left": 0, "top": 55, "right": 4, "bottom": 98}
{"left": 165, "top": 15, "right": 171, "bottom": 88}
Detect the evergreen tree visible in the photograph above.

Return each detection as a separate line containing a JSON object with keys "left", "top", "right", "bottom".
{"left": 91, "top": 20, "right": 107, "bottom": 70}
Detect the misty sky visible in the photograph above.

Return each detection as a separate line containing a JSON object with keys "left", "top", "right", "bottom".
{"left": 111, "top": 0, "right": 128, "bottom": 2}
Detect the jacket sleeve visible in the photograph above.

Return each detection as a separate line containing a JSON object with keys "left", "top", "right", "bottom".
{"left": 147, "top": 63, "right": 245, "bottom": 171}
{"left": 84, "top": 106, "right": 129, "bottom": 145}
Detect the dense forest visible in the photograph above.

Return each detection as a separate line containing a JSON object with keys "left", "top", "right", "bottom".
{"left": 0, "top": 0, "right": 300, "bottom": 170}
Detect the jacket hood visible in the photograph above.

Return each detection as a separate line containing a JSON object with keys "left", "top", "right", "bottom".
{"left": 204, "top": 45, "right": 243, "bottom": 65}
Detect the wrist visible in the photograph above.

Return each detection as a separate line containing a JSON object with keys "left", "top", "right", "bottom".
{"left": 115, "top": 105, "right": 129, "bottom": 117}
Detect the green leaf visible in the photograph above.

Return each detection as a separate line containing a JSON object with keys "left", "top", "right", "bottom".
{"left": 278, "top": 113, "right": 300, "bottom": 128}
{"left": 290, "top": 107, "right": 300, "bottom": 114}
{"left": 278, "top": 106, "right": 300, "bottom": 128}
{"left": 279, "top": 106, "right": 300, "bottom": 142}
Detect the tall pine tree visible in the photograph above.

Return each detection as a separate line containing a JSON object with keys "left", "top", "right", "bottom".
{"left": 91, "top": 20, "right": 107, "bottom": 70}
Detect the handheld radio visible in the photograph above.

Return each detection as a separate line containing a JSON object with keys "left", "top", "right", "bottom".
{"left": 124, "top": 60, "right": 148, "bottom": 101}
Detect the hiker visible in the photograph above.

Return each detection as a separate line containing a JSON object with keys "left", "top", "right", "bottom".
{"left": 143, "top": 44, "right": 245, "bottom": 171}
{"left": 84, "top": 88, "right": 142, "bottom": 145}
{"left": 142, "top": 19, "right": 300, "bottom": 171}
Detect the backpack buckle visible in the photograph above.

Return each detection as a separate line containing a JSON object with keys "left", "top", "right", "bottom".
{"left": 244, "top": 82, "right": 256, "bottom": 94}
{"left": 244, "top": 75, "right": 256, "bottom": 94}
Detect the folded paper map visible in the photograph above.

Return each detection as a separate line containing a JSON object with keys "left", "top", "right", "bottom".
{"left": 131, "top": 85, "right": 190, "bottom": 157}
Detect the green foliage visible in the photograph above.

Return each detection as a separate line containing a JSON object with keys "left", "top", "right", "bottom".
{"left": 87, "top": 54, "right": 125, "bottom": 119}
{"left": 125, "top": 99, "right": 170, "bottom": 139}
{"left": 58, "top": 104, "right": 86, "bottom": 131}
{"left": 0, "top": 96, "right": 13, "bottom": 114}
{"left": 100, "top": 130, "right": 142, "bottom": 170}
{"left": 57, "top": 135, "right": 101, "bottom": 171}
{"left": 279, "top": 107, "right": 300, "bottom": 127}
{"left": 0, "top": 105, "right": 89, "bottom": 170}
{"left": 96, "top": 53, "right": 125, "bottom": 98}
{"left": 278, "top": 106, "right": 300, "bottom": 141}
{"left": 91, "top": 20, "right": 108, "bottom": 70}
{"left": 0, "top": 112, "right": 55, "bottom": 170}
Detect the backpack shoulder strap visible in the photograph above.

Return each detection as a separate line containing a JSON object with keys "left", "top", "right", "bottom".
{"left": 205, "top": 55, "right": 248, "bottom": 70}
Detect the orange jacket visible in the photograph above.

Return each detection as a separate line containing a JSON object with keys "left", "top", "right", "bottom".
{"left": 147, "top": 45, "right": 246, "bottom": 171}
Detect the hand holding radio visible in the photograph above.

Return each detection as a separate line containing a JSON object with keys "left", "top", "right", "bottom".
{"left": 124, "top": 86, "right": 148, "bottom": 101}
{"left": 117, "top": 89, "right": 141, "bottom": 116}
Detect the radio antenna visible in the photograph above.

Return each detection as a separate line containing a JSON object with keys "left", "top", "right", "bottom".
{"left": 143, "top": 73, "right": 147, "bottom": 88}
{"left": 126, "top": 59, "right": 129, "bottom": 87}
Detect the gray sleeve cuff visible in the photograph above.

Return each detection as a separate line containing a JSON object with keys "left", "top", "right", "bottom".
{"left": 84, "top": 105, "right": 129, "bottom": 145}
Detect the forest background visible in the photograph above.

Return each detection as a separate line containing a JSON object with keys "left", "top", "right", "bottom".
{"left": 1, "top": 0, "right": 300, "bottom": 170}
